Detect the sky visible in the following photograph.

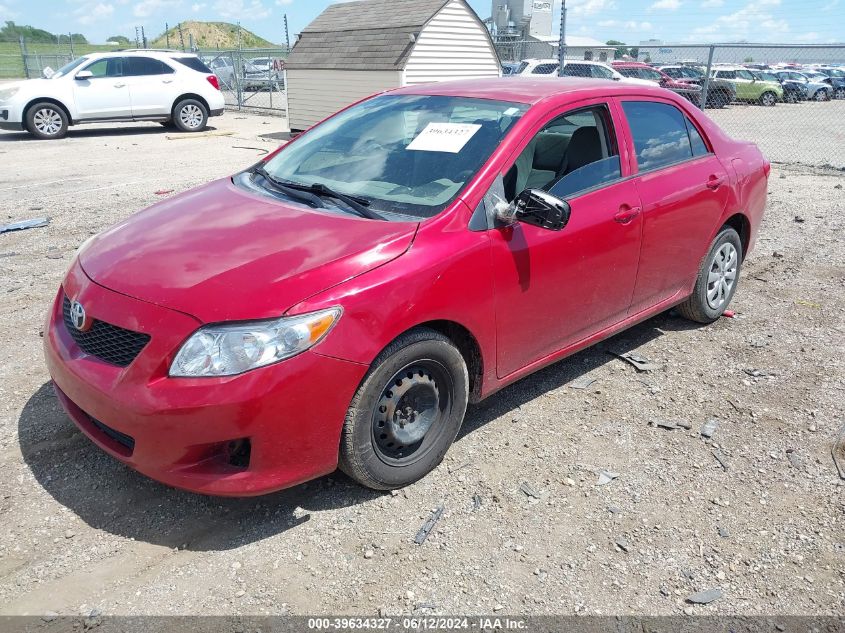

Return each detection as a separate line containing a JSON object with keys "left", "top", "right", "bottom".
{"left": 0, "top": 0, "right": 842, "bottom": 46}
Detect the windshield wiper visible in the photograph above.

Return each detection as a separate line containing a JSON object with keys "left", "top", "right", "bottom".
{"left": 280, "top": 181, "right": 386, "bottom": 221}
{"left": 251, "top": 165, "right": 326, "bottom": 209}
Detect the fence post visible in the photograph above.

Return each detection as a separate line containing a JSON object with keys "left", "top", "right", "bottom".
{"left": 701, "top": 44, "right": 715, "bottom": 109}
{"left": 19, "top": 36, "right": 30, "bottom": 79}
{"left": 69, "top": 33, "right": 75, "bottom": 58}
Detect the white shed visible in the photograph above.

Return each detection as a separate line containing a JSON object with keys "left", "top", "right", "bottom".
{"left": 285, "top": 0, "right": 502, "bottom": 131}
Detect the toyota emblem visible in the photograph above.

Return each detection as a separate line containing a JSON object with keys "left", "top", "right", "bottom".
{"left": 69, "top": 300, "right": 88, "bottom": 331}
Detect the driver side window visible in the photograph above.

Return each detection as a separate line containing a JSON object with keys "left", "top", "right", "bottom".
{"left": 83, "top": 57, "right": 124, "bottom": 78}
{"left": 502, "top": 104, "right": 622, "bottom": 202}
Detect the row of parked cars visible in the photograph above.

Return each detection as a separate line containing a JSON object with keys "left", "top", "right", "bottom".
{"left": 505, "top": 58, "right": 845, "bottom": 108}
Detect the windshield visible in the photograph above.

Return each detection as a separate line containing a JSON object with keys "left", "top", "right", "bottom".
{"left": 260, "top": 95, "right": 528, "bottom": 220}
{"left": 52, "top": 56, "right": 89, "bottom": 79}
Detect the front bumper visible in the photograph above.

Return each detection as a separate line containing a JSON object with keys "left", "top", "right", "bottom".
{"left": 44, "top": 260, "right": 367, "bottom": 496}
{"left": 0, "top": 105, "right": 24, "bottom": 131}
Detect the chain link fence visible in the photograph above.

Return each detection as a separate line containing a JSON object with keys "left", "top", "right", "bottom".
{"left": 493, "top": 41, "right": 845, "bottom": 168}
{"left": 0, "top": 39, "right": 290, "bottom": 115}
{"left": 197, "top": 48, "right": 289, "bottom": 114}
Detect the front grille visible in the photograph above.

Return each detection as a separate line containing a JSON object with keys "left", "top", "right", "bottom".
{"left": 90, "top": 417, "right": 136, "bottom": 452}
{"left": 62, "top": 296, "right": 151, "bottom": 367}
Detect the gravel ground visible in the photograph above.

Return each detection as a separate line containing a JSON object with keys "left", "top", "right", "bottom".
{"left": 0, "top": 112, "right": 843, "bottom": 618}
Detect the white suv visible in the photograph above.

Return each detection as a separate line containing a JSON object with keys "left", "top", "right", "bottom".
{"left": 514, "top": 58, "right": 655, "bottom": 86}
{"left": 0, "top": 50, "right": 226, "bottom": 139}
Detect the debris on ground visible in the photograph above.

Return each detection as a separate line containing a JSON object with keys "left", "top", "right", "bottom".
{"left": 519, "top": 482, "right": 541, "bottom": 499}
{"left": 0, "top": 217, "right": 49, "bottom": 234}
{"left": 472, "top": 494, "right": 482, "bottom": 511}
{"left": 614, "top": 537, "right": 630, "bottom": 552}
{"left": 833, "top": 425, "right": 845, "bottom": 480}
{"left": 712, "top": 449, "right": 729, "bottom": 470}
{"left": 794, "top": 215, "right": 805, "bottom": 223}
{"left": 597, "top": 470, "right": 619, "bottom": 486}
{"left": 650, "top": 419, "right": 691, "bottom": 431}
{"left": 701, "top": 419, "right": 720, "bottom": 439}
{"left": 718, "top": 526, "right": 730, "bottom": 538}
{"left": 569, "top": 375, "right": 598, "bottom": 390}
{"left": 722, "top": 309, "right": 737, "bottom": 318}
{"left": 231, "top": 146, "right": 270, "bottom": 155}
{"left": 154, "top": 189, "right": 175, "bottom": 196}
{"left": 610, "top": 350, "right": 662, "bottom": 372}
{"left": 744, "top": 368, "right": 770, "bottom": 378}
{"left": 786, "top": 448, "right": 803, "bottom": 470}
{"left": 414, "top": 506, "right": 444, "bottom": 545}
{"left": 686, "top": 588, "right": 723, "bottom": 604}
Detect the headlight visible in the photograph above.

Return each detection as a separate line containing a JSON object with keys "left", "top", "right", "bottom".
{"left": 0, "top": 86, "right": 20, "bottom": 103}
{"left": 170, "top": 307, "right": 341, "bottom": 377}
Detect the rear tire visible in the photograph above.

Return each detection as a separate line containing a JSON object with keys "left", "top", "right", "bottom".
{"left": 759, "top": 91, "right": 777, "bottom": 107}
{"left": 835, "top": 87, "right": 845, "bottom": 100}
{"left": 677, "top": 227, "right": 743, "bottom": 324}
{"left": 25, "top": 102, "right": 68, "bottom": 139}
{"left": 708, "top": 90, "right": 730, "bottom": 108}
{"left": 339, "top": 328, "right": 468, "bottom": 490}
{"left": 784, "top": 91, "right": 798, "bottom": 104}
{"left": 814, "top": 89, "right": 830, "bottom": 102}
{"left": 172, "top": 99, "right": 208, "bottom": 132}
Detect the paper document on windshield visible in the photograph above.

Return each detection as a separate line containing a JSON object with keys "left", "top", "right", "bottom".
{"left": 407, "top": 122, "right": 481, "bottom": 153}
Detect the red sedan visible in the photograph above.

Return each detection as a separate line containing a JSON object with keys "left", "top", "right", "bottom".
{"left": 44, "top": 78, "right": 769, "bottom": 496}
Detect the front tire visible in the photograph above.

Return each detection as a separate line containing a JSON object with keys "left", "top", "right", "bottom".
{"left": 25, "top": 102, "right": 68, "bottom": 139}
{"left": 172, "top": 99, "right": 208, "bottom": 132}
{"left": 677, "top": 227, "right": 743, "bottom": 324}
{"left": 339, "top": 328, "right": 469, "bottom": 490}
{"left": 835, "top": 87, "right": 845, "bottom": 100}
{"left": 814, "top": 89, "right": 830, "bottom": 102}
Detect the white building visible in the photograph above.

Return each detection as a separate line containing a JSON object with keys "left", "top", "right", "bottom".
{"left": 285, "top": 0, "right": 501, "bottom": 131}
{"left": 491, "top": 0, "right": 553, "bottom": 39}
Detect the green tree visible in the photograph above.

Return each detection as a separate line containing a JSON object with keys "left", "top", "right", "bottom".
{"left": 606, "top": 39, "right": 628, "bottom": 59}
{"left": 107, "top": 35, "right": 132, "bottom": 45}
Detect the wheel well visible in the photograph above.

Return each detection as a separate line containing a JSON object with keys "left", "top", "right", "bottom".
{"left": 23, "top": 98, "right": 72, "bottom": 125}
{"left": 417, "top": 320, "right": 484, "bottom": 403}
{"left": 171, "top": 93, "right": 210, "bottom": 116}
{"left": 723, "top": 213, "right": 750, "bottom": 260}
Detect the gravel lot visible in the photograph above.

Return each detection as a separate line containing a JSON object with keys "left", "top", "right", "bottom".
{"left": 0, "top": 111, "right": 843, "bottom": 618}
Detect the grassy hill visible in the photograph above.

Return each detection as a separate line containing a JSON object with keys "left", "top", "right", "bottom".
{"left": 151, "top": 21, "right": 277, "bottom": 49}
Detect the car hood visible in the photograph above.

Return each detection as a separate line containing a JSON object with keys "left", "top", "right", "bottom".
{"left": 78, "top": 177, "right": 418, "bottom": 323}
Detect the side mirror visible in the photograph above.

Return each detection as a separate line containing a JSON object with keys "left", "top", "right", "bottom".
{"left": 496, "top": 189, "right": 570, "bottom": 231}
{"left": 75, "top": 70, "right": 93, "bottom": 80}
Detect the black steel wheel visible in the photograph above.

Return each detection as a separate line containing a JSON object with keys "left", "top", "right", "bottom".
{"left": 339, "top": 328, "right": 468, "bottom": 490}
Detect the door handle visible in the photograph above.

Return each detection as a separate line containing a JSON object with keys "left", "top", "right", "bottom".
{"left": 706, "top": 175, "right": 724, "bottom": 190}
{"left": 114, "top": 82, "right": 126, "bottom": 88}
{"left": 162, "top": 79, "right": 173, "bottom": 84}
{"left": 614, "top": 205, "right": 641, "bottom": 225}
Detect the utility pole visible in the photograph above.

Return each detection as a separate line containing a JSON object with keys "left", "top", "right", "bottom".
{"left": 165, "top": 23, "right": 170, "bottom": 48}
{"left": 141, "top": 26, "right": 147, "bottom": 49}
{"left": 557, "top": 0, "right": 567, "bottom": 76}
{"left": 178, "top": 23, "right": 186, "bottom": 51}
{"left": 135, "top": 27, "right": 141, "bottom": 48}
{"left": 284, "top": 14, "right": 290, "bottom": 50}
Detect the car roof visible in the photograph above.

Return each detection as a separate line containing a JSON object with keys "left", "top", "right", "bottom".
{"left": 390, "top": 77, "right": 671, "bottom": 105}
{"left": 79, "top": 50, "right": 199, "bottom": 60}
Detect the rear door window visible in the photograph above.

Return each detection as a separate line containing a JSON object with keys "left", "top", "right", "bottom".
{"left": 126, "top": 57, "right": 175, "bottom": 76}
{"left": 622, "top": 101, "right": 696, "bottom": 172}
{"left": 532, "top": 63, "right": 559, "bottom": 75}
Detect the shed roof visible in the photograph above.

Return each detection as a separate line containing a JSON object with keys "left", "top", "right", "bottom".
{"left": 286, "top": 0, "right": 460, "bottom": 71}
